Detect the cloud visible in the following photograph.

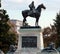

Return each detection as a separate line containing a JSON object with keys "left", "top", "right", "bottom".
{"left": 6, "top": 0, "right": 23, "bottom": 3}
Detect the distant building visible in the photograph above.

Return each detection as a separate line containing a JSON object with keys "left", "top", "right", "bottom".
{"left": 10, "top": 19, "right": 23, "bottom": 34}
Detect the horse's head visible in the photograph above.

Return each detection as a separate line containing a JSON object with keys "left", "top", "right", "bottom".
{"left": 40, "top": 4, "right": 46, "bottom": 9}
{"left": 36, "top": 4, "right": 46, "bottom": 12}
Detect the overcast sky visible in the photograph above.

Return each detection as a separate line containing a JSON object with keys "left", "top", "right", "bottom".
{"left": 1, "top": 0, "right": 60, "bottom": 28}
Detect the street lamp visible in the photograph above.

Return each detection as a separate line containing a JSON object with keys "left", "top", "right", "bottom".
{"left": 0, "top": 0, "right": 1, "bottom": 7}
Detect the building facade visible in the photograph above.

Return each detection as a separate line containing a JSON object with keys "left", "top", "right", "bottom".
{"left": 10, "top": 20, "right": 23, "bottom": 34}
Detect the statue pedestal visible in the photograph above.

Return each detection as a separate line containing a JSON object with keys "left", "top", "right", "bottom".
{"left": 14, "top": 26, "right": 44, "bottom": 54}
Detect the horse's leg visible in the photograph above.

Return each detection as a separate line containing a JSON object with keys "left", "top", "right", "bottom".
{"left": 35, "top": 18, "right": 39, "bottom": 26}
{"left": 23, "top": 18, "right": 26, "bottom": 26}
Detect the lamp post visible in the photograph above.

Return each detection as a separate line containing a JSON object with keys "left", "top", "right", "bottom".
{"left": 0, "top": 0, "right": 1, "bottom": 7}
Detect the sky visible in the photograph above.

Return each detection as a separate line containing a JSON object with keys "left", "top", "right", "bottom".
{"left": 1, "top": 0, "right": 60, "bottom": 28}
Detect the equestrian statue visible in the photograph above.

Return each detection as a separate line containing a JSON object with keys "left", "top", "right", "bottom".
{"left": 22, "top": 1, "right": 46, "bottom": 26}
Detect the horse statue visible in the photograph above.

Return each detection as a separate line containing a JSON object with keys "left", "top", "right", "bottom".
{"left": 22, "top": 3, "right": 46, "bottom": 26}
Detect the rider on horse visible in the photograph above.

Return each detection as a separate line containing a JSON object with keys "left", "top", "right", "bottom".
{"left": 28, "top": 1, "right": 35, "bottom": 15}
{"left": 22, "top": 1, "right": 46, "bottom": 26}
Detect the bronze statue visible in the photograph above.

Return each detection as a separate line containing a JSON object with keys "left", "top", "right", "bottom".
{"left": 22, "top": 1, "right": 46, "bottom": 26}
{"left": 28, "top": 1, "right": 35, "bottom": 15}
{"left": 9, "top": 45, "right": 16, "bottom": 52}
{"left": 7, "top": 45, "right": 16, "bottom": 54}
{"left": 29, "top": 1, "right": 35, "bottom": 10}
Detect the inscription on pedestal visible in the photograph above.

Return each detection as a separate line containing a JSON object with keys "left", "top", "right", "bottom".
{"left": 22, "top": 36, "right": 37, "bottom": 48}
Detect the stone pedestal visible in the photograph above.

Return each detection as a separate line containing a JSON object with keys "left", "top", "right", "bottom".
{"left": 14, "top": 26, "right": 44, "bottom": 54}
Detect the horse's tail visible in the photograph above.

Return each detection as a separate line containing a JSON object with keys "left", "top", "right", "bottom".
{"left": 22, "top": 11, "right": 24, "bottom": 16}
{"left": 22, "top": 11, "right": 25, "bottom": 18}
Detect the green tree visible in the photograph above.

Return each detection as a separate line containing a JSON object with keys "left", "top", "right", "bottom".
{"left": 54, "top": 12, "right": 60, "bottom": 47}
{"left": 0, "top": 9, "right": 17, "bottom": 52}
{"left": 43, "top": 26, "right": 58, "bottom": 48}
